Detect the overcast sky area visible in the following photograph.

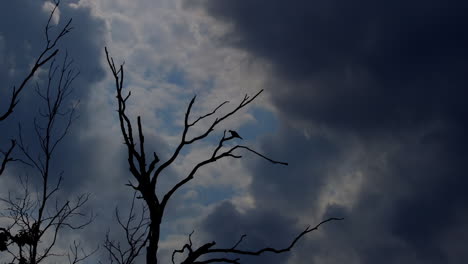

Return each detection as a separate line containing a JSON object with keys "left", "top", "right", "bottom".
{"left": 1, "top": 0, "right": 468, "bottom": 263}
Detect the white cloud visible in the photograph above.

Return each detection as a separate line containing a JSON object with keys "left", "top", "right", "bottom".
{"left": 42, "top": 1, "right": 60, "bottom": 25}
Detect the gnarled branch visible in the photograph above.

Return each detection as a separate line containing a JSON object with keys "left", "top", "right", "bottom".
{"left": 173, "top": 218, "right": 344, "bottom": 264}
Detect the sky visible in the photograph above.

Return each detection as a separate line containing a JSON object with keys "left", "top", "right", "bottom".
{"left": 1, "top": 0, "right": 468, "bottom": 263}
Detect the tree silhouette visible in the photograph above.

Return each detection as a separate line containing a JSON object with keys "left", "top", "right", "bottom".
{"left": 0, "top": 1, "right": 71, "bottom": 177}
{"left": 104, "top": 48, "right": 343, "bottom": 264}
{"left": 0, "top": 2, "right": 95, "bottom": 263}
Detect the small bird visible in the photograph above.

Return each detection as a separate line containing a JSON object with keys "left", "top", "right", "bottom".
{"left": 229, "top": 130, "right": 243, "bottom": 139}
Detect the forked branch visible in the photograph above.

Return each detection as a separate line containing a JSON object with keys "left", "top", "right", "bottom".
{"left": 172, "top": 217, "right": 344, "bottom": 264}
{"left": 104, "top": 192, "right": 150, "bottom": 264}
{"left": 0, "top": 0, "right": 73, "bottom": 178}
{"left": 0, "top": 140, "right": 16, "bottom": 176}
{"left": 161, "top": 133, "right": 288, "bottom": 211}
{"left": 105, "top": 47, "right": 297, "bottom": 264}
{"left": 0, "top": 47, "right": 93, "bottom": 264}
{"left": 0, "top": 0, "right": 72, "bottom": 122}
{"left": 150, "top": 90, "right": 264, "bottom": 189}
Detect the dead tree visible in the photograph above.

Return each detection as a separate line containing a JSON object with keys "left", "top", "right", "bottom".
{"left": 0, "top": 53, "right": 94, "bottom": 264}
{"left": 0, "top": 30, "right": 94, "bottom": 264}
{"left": 105, "top": 48, "right": 342, "bottom": 264}
{"left": 0, "top": 0, "right": 72, "bottom": 177}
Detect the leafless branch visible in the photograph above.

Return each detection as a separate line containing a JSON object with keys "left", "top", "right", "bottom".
{"left": 0, "top": 0, "right": 73, "bottom": 178}
{"left": 173, "top": 218, "right": 344, "bottom": 264}
{"left": 67, "top": 240, "right": 99, "bottom": 264}
{"left": 104, "top": 47, "right": 339, "bottom": 264}
{"left": 172, "top": 231, "right": 195, "bottom": 264}
{"left": 230, "top": 235, "right": 246, "bottom": 250}
{"left": 150, "top": 90, "right": 264, "bottom": 190}
{"left": 0, "top": 0, "right": 72, "bottom": 122}
{"left": 0, "top": 140, "right": 16, "bottom": 176}
{"left": 160, "top": 134, "right": 287, "bottom": 211}
{"left": 188, "top": 100, "right": 229, "bottom": 127}
{"left": 104, "top": 192, "right": 150, "bottom": 264}
{"left": 0, "top": 36, "right": 92, "bottom": 264}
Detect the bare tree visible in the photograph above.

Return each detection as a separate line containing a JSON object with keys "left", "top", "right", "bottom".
{"left": 0, "top": 3, "right": 96, "bottom": 262}
{"left": 0, "top": 52, "right": 95, "bottom": 264}
{"left": 0, "top": 0, "right": 72, "bottom": 177}
{"left": 104, "top": 48, "right": 343, "bottom": 264}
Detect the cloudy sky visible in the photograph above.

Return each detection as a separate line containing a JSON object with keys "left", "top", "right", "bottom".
{"left": 1, "top": 0, "right": 468, "bottom": 263}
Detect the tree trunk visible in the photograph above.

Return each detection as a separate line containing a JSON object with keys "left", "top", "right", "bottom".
{"left": 146, "top": 195, "right": 162, "bottom": 264}
{"left": 146, "top": 220, "right": 160, "bottom": 264}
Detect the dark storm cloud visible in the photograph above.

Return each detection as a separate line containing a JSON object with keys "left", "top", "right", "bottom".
{"left": 193, "top": 0, "right": 468, "bottom": 133}
{"left": 191, "top": 1, "right": 468, "bottom": 263}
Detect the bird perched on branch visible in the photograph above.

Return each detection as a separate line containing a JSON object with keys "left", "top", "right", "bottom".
{"left": 229, "top": 130, "right": 243, "bottom": 139}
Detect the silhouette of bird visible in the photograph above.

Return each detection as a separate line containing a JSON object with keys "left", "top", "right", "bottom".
{"left": 229, "top": 130, "right": 243, "bottom": 139}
